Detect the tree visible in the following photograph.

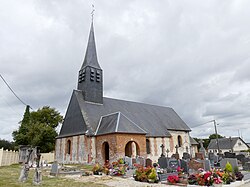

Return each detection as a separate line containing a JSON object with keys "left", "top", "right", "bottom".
{"left": 12, "top": 106, "right": 63, "bottom": 152}
{"left": 209, "top": 133, "right": 224, "bottom": 139}
{"left": 0, "top": 139, "right": 15, "bottom": 150}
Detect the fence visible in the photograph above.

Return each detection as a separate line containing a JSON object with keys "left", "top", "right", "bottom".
{"left": 0, "top": 148, "right": 55, "bottom": 166}
{"left": 0, "top": 148, "right": 19, "bottom": 166}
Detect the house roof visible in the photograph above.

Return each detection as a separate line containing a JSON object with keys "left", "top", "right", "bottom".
{"left": 190, "top": 137, "right": 199, "bottom": 145}
{"left": 207, "top": 137, "right": 249, "bottom": 149}
{"left": 58, "top": 90, "right": 190, "bottom": 138}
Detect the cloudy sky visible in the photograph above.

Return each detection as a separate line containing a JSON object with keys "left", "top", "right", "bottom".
{"left": 1, "top": 0, "right": 250, "bottom": 143}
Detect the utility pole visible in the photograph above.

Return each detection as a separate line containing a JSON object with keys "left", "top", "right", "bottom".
{"left": 213, "top": 120, "right": 220, "bottom": 154}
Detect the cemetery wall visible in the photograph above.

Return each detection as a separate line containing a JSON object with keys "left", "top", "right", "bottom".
{"left": 0, "top": 148, "right": 19, "bottom": 166}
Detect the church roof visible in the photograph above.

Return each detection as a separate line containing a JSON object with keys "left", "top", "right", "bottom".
{"left": 95, "top": 112, "right": 147, "bottom": 136}
{"left": 58, "top": 90, "right": 190, "bottom": 138}
{"left": 81, "top": 22, "right": 101, "bottom": 69}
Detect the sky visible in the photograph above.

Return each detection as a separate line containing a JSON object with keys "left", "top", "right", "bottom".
{"left": 1, "top": 0, "right": 250, "bottom": 143}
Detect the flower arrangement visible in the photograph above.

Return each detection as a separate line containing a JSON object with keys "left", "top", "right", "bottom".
{"left": 92, "top": 163, "right": 103, "bottom": 175}
{"left": 110, "top": 158, "right": 127, "bottom": 176}
{"left": 167, "top": 175, "right": 179, "bottom": 184}
{"left": 133, "top": 165, "right": 158, "bottom": 183}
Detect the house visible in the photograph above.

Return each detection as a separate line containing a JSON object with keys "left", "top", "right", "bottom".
{"left": 207, "top": 137, "right": 249, "bottom": 154}
{"left": 55, "top": 20, "right": 192, "bottom": 164}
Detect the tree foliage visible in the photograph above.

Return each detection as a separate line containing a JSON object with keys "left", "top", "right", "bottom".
{"left": 194, "top": 133, "right": 224, "bottom": 149}
{"left": 0, "top": 139, "right": 15, "bottom": 150}
{"left": 12, "top": 106, "right": 63, "bottom": 152}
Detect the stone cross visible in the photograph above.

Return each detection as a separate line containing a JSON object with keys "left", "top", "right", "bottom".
{"left": 199, "top": 140, "right": 204, "bottom": 148}
{"left": 175, "top": 145, "right": 179, "bottom": 154}
{"left": 166, "top": 149, "right": 170, "bottom": 158}
{"left": 160, "top": 144, "right": 165, "bottom": 157}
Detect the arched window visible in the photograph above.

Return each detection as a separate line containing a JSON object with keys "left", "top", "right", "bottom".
{"left": 146, "top": 139, "right": 151, "bottom": 154}
{"left": 67, "top": 140, "right": 71, "bottom": 154}
{"left": 177, "top": 135, "right": 182, "bottom": 147}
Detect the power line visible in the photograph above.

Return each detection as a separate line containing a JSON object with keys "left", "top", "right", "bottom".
{"left": 0, "top": 74, "right": 31, "bottom": 108}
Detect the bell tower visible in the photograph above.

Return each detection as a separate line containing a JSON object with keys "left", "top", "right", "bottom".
{"left": 77, "top": 21, "right": 103, "bottom": 104}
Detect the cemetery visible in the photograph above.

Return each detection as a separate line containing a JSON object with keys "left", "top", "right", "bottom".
{"left": 1, "top": 142, "right": 250, "bottom": 186}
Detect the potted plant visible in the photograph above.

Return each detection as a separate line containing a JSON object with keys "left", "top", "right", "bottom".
{"left": 167, "top": 175, "right": 179, "bottom": 184}
{"left": 92, "top": 163, "right": 102, "bottom": 175}
{"left": 148, "top": 168, "right": 157, "bottom": 183}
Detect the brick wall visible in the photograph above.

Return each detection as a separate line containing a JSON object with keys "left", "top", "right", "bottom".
{"left": 95, "top": 133, "right": 146, "bottom": 164}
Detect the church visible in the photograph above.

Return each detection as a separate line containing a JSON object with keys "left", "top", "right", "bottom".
{"left": 55, "top": 20, "right": 193, "bottom": 164}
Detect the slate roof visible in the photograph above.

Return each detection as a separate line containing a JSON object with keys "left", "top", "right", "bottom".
{"left": 208, "top": 137, "right": 249, "bottom": 149}
{"left": 190, "top": 137, "right": 199, "bottom": 145}
{"left": 81, "top": 22, "right": 101, "bottom": 69}
{"left": 58, "top": 90, "right": 191, "bottom": 138}
{"left": 95, "top": 112, "right": 147, "bottom": 136}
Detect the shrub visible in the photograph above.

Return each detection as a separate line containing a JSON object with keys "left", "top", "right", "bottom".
{"left": 224, "top": 162, "right": 233, "bottom": 173}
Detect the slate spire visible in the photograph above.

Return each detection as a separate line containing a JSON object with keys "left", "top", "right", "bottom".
{"left": 81, "top": 21, "right": 101, "bottom": 69}
{"left": 77, "top": 20, "right": 103, "bottom": 104}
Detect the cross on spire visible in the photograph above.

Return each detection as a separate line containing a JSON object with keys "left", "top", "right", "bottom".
{"left": 91, "top": 4, "right": 95, "bottom": 22}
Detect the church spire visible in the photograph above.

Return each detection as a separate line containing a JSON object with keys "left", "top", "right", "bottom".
{"left": 77, "top": 17, "right": 103, "bottom": 104}
{"left": 81, "top": 21, "right": 101, "bottom": 69}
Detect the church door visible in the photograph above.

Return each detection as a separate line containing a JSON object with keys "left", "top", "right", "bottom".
{"left": 102, "top": 142, "right": 109, "bottom": 161}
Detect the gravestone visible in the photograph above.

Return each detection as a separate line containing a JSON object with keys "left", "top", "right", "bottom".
{"left": 182, "top": 153, "right": 190, "bottom": 160}
{"left": 50, "top": 161, "right": 59, "bottom": 176}
{"left": 145, "top": 158, "right": 152, "bottom": 167}
{"left": 137, "top": 157, "right": 145, "bottom": 166}
{"left": 158, "top": 156, "right": 168, "bottom": 169}
{"left": 124, "top": 156, "right": 132, "bottom": 168}
{"left": 132, "top": 158, "right": 136, "bottom": 166}
{"left": 168, "top": 159, "right": 179, "bottom": 172}
{"left": 243, "top": 162, "right": 250, "bottom": 171}
{"left": 204, "top": 160, "right": 211, "bottom": 171}
{"left": 199, "top": 140, "right": 206, "bottom": 157}
{"left": 208, "top": 152, "right": 215, "bottom": 167}
{"left": 220, "top": 158, "right": 238, "bottom": 170}
{"left": 195, "top": 153, "right": 204, "bottom": 160}
{"left": 225, "top": 152, "right": 236, "bottom": 158}
{"left": 180, "top": 159, "right": 189, "bottom": 173}
{"left": 189, "top": 159, "right": 204, "bottom": 171}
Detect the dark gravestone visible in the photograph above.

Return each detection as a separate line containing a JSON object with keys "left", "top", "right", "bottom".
{"left": 189, "top": 159, "right": 204, "bottom": 171}
{"left": 145, "top": 158, "right": 152, "bottom": 167}
{"left": 220, "top": 158, "right": 238, "bottom": 170}
{"left": 243, "top": 162, "right": 250, "bottom": 171}
{"left": 225, "top": 152, "right": 236, "bottom": 158}
{"left": 158, "top": 156, "right": 168, "bottom": 169}
{"left": 180, "top": 159, "right": 189, "bottom": 173}
{"left": 168, "top": 159, "right": 179, "bottom": 172}
{"left": 182, "top": 153, "right": 190, "bottom": 160}
{"left": 195, "top": 153, "right": 204, "bottom": 160}
{"left": 50, "top": 161, "right": 59, "bottom": 176}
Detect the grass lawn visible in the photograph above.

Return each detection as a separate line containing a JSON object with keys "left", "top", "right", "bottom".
{"left": 0, "top": 164, "right": 107, "bottom": 187}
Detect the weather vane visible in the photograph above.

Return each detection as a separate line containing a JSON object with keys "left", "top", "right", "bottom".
{"left": 91, "top": 4, "right": 95, "bottom": 21}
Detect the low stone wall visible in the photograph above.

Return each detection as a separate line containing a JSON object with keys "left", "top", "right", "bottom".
{"left": 0, "top": 148, "right": 19, "bottom": 166}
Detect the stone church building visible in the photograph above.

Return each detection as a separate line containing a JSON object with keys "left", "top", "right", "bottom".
{"left": 55, "top": 21, "right": 192, "bottom": 164}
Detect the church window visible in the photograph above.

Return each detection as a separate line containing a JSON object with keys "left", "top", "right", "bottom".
{"left": 146, "top": 139, "right": 150, "bottom": 154}
{"left": 67, "top": 140, "right": 71, "bottom": 155}
{"left": 96, "top": 70, "right": 101, "bottom": 82}
{"left": 177, "top": 135, "right": 182, "bottom": 147}
{"left": 90, "top": 68, "right": 95, "bottom": 81}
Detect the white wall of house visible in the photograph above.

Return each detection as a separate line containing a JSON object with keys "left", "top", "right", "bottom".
{"left": 233, "top": 139, "right": 249, "bottom": 153}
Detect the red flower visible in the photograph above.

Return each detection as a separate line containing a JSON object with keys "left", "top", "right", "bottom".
{"left": 167, "top": 175, "right": 179, "bottom": 184}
